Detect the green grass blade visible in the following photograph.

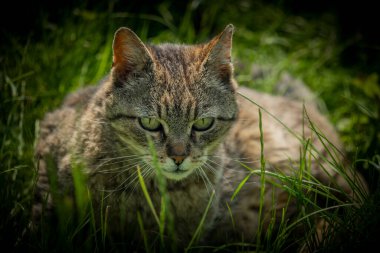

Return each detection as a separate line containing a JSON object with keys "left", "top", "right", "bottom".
{"left": 71, "top": 163, "right": 89, "bottom": 220}
{"left": 87, "top": 188, "right": 98, "bottom": 250}
{"left": 225, "top": 201, "right": 236, "bottom": 231}
{"left": 137, "top": 211, "right": 150, "bottom": 253}
{"left": 230, "top": 173, "right": 252, "bottom": 201}
{"left": 137, "top": 166, "right": 160, "bottom": 226}
{"left": 146, "top": 136, "right": 175, "bottom": 247}
{"left": 283, "top": 203, "right": 354, "bottom": 234}
{"left": 159, "top": 197, "right": 166, "bottom": 245}
{"left": 256, "top": 108, "right": 266, "bottom": 249}
{"left": 186, "top": 190, "right": 215, "bottom": 252}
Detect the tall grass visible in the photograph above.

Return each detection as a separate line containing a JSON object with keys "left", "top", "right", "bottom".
{"left": 0, "top": 0, "right": 378, "bottom": 252}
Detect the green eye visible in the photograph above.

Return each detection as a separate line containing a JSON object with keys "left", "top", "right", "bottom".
{"left": 139, "top": 117, "right": 162, "bottom": 131}
{"left": 193, "top": 117, "right": 214, "bottom": 131}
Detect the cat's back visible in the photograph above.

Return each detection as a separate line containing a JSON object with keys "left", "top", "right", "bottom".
{"left": 36, "top": 85, "right": 99, "bottom": 157}
{"left": 222, "top": 85, "right": 343, "bottom": 191}
{"left": 229, "top": 86, "right": 341, "bottom": 164}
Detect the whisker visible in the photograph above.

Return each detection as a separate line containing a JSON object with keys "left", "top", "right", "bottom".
{"left": 204, "top": 161, "right": 235, "bottom": 186}
{"left": 206, "top": 158, "right": 224, "bottom": 169}
{"left": 104, "top": 163, "right": 152, "bottom": 200}
{"left": 199, "top": 167, "right": 214, "bottom": 196}
{"left": 97, "top": 145, "right": 144, "bottom": 154}
{"left": 206, "top": 155, "right": 259, "bottom": 164}
{"left": 96, "top": 159, "right": 142, "bottom": 174}
{"left": 206, "top": 154, "right": 252, "bottom": 160}
{"left": 98, "top": 153, "right": 145, "bottom": 160}
{"left": 118, "top": 165, "right": 146, "bottom": 192}
{"left": 96, "top": 155, "right": 147, "bottom": 169}
{"left": 204, "top": 163, "right": 218, "bottom": 175}
{"left": 194, "top": 168, "right": 201, "bottom": 182}
{"left": 198, "top": 167, "right": 211, "bottom": 195}
{"left": 102, "top": 162, "right": 145, "bottom": 195}
{"left": 95, "top": 157, "right": 146, "bottom": 173}
{"left": 126, "top": 163, "right": 153, "bottom": 200}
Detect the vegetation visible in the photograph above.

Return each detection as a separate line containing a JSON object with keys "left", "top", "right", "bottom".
{"left": 1, "top": 0, "right": 379, "bottom": 252}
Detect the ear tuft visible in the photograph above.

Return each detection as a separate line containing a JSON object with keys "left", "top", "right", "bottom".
{"left": 223, "top": 24, "right": 235, "bottom": 37}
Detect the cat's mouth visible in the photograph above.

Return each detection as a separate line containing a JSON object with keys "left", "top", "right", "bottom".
{"left": 146, "top": 156, "right": 205, "bottom": 180}
{"left": 161, "top": 168, "right": 194, "bottom": 180}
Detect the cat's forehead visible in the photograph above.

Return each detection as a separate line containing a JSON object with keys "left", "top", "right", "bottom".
{"left": 149, "top": 44, "right": 205, "bottom": 63}
{"left": 148, "top": 44, "right": 205, "bottom": 79}
{"left": 140, "top": 44, "right": 235, "bottom": 117}
{"left": 146, "top": 45, "right": 213, "bottom": 114}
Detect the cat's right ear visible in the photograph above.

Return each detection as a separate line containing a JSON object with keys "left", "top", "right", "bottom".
{"left": 112, "top": 27, "right": 153, "bottom": 75}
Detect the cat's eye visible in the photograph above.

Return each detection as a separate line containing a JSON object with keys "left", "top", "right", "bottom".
{"left": 193, "top": 117, "right": 214, "bottom": 131}
{"left": 139, "top": 117, "right": 162, "bottom": 131}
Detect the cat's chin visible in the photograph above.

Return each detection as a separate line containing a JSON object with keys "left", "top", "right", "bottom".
{"left": 161, "top": 169, "right": 194, "bottom": 181}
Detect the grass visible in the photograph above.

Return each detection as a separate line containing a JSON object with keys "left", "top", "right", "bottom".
{"left": 1, "top": 0, "right": 379, "bottom": 252}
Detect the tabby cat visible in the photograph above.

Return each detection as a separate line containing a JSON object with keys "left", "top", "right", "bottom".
{"left": 34, "top": 24, "right": 363, "bottom": 251}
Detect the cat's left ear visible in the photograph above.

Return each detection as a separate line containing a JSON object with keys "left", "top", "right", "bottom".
{"left": 112, "top": 27, "right": 154, "bottom": 75}
{"left": 203, "top": 24, "right": 236, "bottom": 89}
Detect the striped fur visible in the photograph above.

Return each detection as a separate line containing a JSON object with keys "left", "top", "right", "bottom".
{"left": 34, "top": 25, "right": 365, "bottom": 250}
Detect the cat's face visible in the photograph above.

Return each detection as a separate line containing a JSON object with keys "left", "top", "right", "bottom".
{"left": 105, "top": 25, "right": 237, "bottom": 180}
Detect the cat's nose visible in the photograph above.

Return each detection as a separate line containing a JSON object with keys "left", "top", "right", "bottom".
{"left": 167, "top": 142, "right": 188, "bottom": 165}
{"left": 170, "top": 155, "right": 186, "bottom": 165}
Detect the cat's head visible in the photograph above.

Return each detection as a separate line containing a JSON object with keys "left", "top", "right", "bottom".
{"left": 105, "top": 25, "right": 238, "bottom": 180}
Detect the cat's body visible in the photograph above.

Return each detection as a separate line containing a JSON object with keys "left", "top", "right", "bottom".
{"left": 34, "top": 25, "right": 360, "bottom": 249}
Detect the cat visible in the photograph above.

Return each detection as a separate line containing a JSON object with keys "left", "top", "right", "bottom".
{"left": 34, "top": 24, "right": 365, "bottom": 251}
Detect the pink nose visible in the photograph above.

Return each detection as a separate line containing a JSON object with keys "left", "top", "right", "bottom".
{"left": 170, "top": 155, "right": 186, "bottom": 165}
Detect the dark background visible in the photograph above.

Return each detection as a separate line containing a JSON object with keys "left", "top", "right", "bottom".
{"left": 1, "top": 0, "right": 379, "bottom": 74}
